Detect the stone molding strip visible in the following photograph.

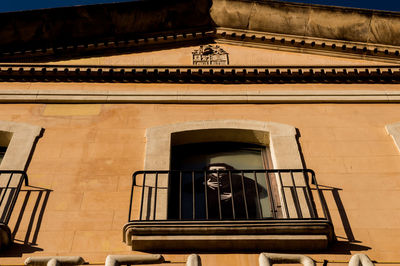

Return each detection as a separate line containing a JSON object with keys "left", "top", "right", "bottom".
{"left": 1, "top": 65, "right": 400, "bottom": 83}
{"left": 2, "top": 89, "right": 400, "bottom": 104}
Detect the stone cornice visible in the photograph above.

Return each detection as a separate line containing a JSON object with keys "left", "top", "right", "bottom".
{"left": 215, "top": 28, "right": 400, "bottom": 64}
{"left": 1, "top": 64, "right": 400, "bottom": 83}
{"left": 0, "top": 89, "right": 400, "bottom": 103}
{"left": 5, "top": 28, "right": 400, "bottom": 64}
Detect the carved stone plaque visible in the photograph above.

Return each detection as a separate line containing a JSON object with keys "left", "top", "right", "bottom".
{"left": 192, "top": 45, "right": 229, "bottom": 65}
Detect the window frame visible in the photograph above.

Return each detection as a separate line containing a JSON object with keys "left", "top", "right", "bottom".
{"left": 0, "top": 121, "right": 42, "bottom": 171}
{"left": 144, "top": 120, "right": 305, "bottom": 220}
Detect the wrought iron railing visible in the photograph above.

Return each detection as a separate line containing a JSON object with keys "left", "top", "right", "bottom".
{"left": 128, "top": 169, "right": 329, "bottom": 222}
{"left": 0, "top": 170, "right": 28, "bottom": 225}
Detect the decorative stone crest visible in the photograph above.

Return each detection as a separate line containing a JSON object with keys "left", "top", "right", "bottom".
{"left": 192, "top": 45, "right": 229, "bottom": 65}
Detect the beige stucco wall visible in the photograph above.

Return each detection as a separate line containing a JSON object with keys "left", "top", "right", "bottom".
{"left": 46, "top": 44, "right": 391, "bottom": 66}
{"left": 1, "top": 44, "right": 400, "bottom": 265}
{"left": 0, "top": 100, "right": 399, "bottom": 265}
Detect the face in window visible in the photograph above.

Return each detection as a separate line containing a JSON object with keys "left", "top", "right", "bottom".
{"left": 208, "top": 165, "right": 227, "bottom": 171}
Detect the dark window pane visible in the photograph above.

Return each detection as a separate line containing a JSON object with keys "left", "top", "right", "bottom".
{"left": 169, "top": 142, "right": 274, "bottom": 220}
{"left": 0, "top": 146, "right": 7, "bottom": 165}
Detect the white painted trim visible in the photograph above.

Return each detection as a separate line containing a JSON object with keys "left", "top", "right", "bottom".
{"left": 0, "top": 89, "right": 399, "bottom": 103}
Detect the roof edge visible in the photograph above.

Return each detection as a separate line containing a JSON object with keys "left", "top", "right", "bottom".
{"left": 1, "top": 0, "right": 400, "bottom": 61}
{"left": 210, "top": 0, "right": 400, "bottom": 46}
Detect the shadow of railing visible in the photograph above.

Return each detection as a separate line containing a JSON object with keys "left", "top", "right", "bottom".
{"left": 0, "top": 185, "right": 51, "bottom": 256}
{"left": 295, "top": 131, "right": 371, "bottom": 254}
{"left": 311, "top": 184, "right": 371, "bottom": 254}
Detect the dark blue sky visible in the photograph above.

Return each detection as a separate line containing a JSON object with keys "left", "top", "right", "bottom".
{"left": 0, "top": 0, "right": 399, "bottom": 13}
{"left": 0, "top": 0, "right": 133, "bottom": 12}
{"left": 282, "top": 0, "right": 400, "bottom": 12}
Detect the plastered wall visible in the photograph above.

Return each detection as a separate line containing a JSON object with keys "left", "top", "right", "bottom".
{"left": 47, "top": 44, "right": 390, "bottom": 66}
{"left": 0, "top": 101, "right": 399, "bottom": 266}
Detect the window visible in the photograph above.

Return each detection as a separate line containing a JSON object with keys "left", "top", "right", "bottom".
{"left": 169, "top": 142, "right": 280, "bottom": 220}
{"left": 123, "top": 120, "right": 333, "bottom": 251}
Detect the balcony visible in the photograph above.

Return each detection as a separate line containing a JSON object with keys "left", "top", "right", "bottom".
{"left": 123, "top": 169, "right": 334, "bottom": 251}
{"left": 0, "top": 170, "right": 28, "bottom": 250}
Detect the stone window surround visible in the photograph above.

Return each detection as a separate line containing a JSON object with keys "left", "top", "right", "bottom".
{"left": 0, "top": 121, "right": 42, "bottom": 171}
{"left": 124, "top": 120, "right": 333, "bottom": 251}
{"left": 144, "top": 120, "right": 307, "bottom": 220}
{"left": 145, "top": 120, "right": 302, "bottom": 169}
{"left": 386, "top": 122, "right": 400, "bottom": 152}
{"left": 0, "top": 121, "right": 42, "bottom": 250}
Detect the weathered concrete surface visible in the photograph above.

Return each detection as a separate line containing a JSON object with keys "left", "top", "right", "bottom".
{"left": 210, "top": 0, "right": 400, "bottom": 46}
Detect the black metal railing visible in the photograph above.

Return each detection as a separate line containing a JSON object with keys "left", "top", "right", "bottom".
{"left": 0, "top": 170, "right": 28, "bottom": 225}
{"left": 128, "top": 169, "right": 329, "bottom": 222}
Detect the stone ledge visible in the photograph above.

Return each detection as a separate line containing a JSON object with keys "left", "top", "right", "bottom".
{"left": 123, "top": 220, "right": 334, "bottom": 251}
{"left": 0, "top": 89, "right": 400, "bottom": 103}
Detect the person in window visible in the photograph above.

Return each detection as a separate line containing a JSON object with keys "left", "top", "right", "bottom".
{"left": 205, "top": 163, "right": 266, "bottom": 220}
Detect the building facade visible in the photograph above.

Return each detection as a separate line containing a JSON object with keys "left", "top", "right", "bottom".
{"left": 1, "top": 0, "right": 400, "bottom": 266}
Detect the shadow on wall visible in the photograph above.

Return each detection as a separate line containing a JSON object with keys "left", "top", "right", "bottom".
{"left": 157, "top": 182, "right": 372, "bottom": 255}
{"left": 314, "top": 185, "right": 371, "bottom": 255}
{"left": 294, "top": 129, "right": 371, "bottom": 255}
{"left": 0, "top": 185, "right": 51, "bottom": 257}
